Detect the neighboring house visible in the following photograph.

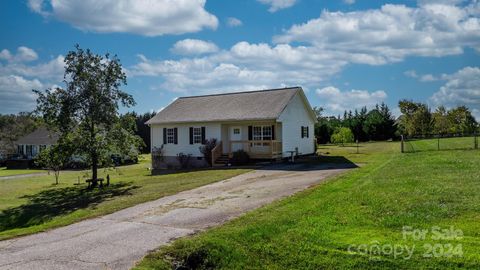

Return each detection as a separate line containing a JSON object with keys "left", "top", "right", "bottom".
{"left": 146, "top": 87, "right": 317, "bottom": 168}
{"left": 15, "top": 127, "right": 59, "bottom": 159}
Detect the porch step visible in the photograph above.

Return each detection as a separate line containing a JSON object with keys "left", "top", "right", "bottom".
{"left": 214, "top": 154, "right": 230, "bottom": 165}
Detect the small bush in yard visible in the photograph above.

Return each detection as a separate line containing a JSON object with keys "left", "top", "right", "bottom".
{"left": 230, "top": 150, "right": 250, "bottom": 165}
{"left": 199, "top": 138, "right": 217, "bottom": 166}
{"left": 331, "top": 127, "right": 354, "bottom": 146}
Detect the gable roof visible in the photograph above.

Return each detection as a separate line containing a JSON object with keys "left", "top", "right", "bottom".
{"left": 16, "top": 127, "right": 59, "bottom": 145}
{"left": 146, "top": 87, "right": 308, "bottom": 124}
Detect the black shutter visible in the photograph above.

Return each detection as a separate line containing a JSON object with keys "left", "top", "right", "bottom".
{"left": 271, "top": 125, "right": 275, "bottom": 140}
{"left": 306, "top": 126, "right": 309, "bottom": 138}
{"left": 248, "top": 126, "right": 253, "bottom": 140}
{"left": 163, "top": 128, "right": 167, "bottom": 144}
{"left": 174, "top": 128, "right": 178, "bottom": 144}
{"left": 201, "top": 127, "right": 206, "bottom": 144}
{"left": 301, "top": 126, "right": 304, "bottom": 138}
{"left": 189, "top": 127, "right": 193, "bottom": 145}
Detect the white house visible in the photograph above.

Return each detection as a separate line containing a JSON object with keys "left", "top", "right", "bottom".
{"left": 146, "top": 87, "right": 317, "bottom": 168}
{"left": 15, "top": 127, "right": 58, "bottom": 159}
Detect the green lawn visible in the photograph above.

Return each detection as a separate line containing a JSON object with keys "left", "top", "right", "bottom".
{"left": 0, "top": 155, "right": 251, "bottom": 240}
{"left": 0, "top": 167, "right": 45, "bottom": 177}
{"left": 135, "top": 142, "right": 480, "bottom": 269}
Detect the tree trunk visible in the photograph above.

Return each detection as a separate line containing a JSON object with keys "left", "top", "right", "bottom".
{"left": 55, "top": 170, "right": 60, "bottom": 185}
{"left": 91, "top": 153, "right": 98, "bottom": 187}
{"left": 90, "top": 120, "right": 98, "bottom": 187}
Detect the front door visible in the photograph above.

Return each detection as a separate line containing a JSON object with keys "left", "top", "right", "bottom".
{"left": 230, "top": 126, "right": 243, "bottom": 152}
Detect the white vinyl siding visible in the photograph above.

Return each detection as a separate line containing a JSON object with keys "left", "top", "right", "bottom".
{"left": 278, "top": 92, "right": 315, "bottom": 157}
{"left": 150, "top": 123, "right": 221, "bottom": 157}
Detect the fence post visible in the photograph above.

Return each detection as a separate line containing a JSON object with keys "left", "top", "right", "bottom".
{"left": 475, "top": 132, "right": 478, "bottom": 150}
{"left": 401, "top": 135, "right": 404, "bottom": 153}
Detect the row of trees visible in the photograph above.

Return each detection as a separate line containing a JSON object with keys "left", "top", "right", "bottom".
{"left": 0, "top": 111, "right": 155, "bottom": 159}
{"left": 315, "top": 101, "right": 478, "bottom": 144}
{"left": 397, "top": 100, "right": 478, "bottom": 136}
{"left": 314, "top": 103, "right": 397, "bottom": 143}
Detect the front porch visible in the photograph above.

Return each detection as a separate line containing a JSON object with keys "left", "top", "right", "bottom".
{"left": 211, "top": 122, "right": 283, "bottom": 165}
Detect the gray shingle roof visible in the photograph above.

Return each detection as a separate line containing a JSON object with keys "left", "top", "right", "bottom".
{"left": 16, "top": 127, "right": 59, "bottom": 145}
{"left": 146, "top": 87, "right": 303, "bottom": 124}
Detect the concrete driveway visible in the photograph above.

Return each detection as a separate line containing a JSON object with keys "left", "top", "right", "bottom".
{"left": 0, "top": 163, "right": 353, "bottom": 270}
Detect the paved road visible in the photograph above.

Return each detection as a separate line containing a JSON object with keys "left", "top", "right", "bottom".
{"left": 0, "top": 172, "right": 48, "bottom": 180}
{"left": 0, "top": 163, "right": 353, "bottom": 270}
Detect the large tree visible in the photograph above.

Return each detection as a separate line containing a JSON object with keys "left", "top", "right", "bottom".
{"left": 447, "top": 106, "right": 477, "bottom": 134}
{"left": 133, "top": 111, "right": 156, "bottom": 153}
{"left": 34, "top": 45, "right": 138, "bottom": 185}
{"left": 398, "top": 100, "right": 433, "bottom": 136}
{"left": 432, "top": 106, "right": 450, "bottom": 135}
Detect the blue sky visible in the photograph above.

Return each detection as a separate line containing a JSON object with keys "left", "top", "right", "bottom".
{"left": 1, "top": 0, "right": 479, "bottom": 118}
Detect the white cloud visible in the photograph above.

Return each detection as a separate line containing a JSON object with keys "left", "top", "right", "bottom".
{"left": 404, "top": 69, "right": 444, "bottom": 82}
{"left": 404, "top": 70, "right": 419, "bottom": 78}
{"left": 430, "top": 66, "right": 480, "bottom": 117}
{"left": 0, "top": 49, "right": 12, "bottom": 61}
{"left": 28, "top": 0, "right": 218, "bottom": 36}
{"left": 0, "top": 55, "right": 65, "bottom": 80}
{"left": 227, "top": 17, "right": 243, "bottom": 27}
{"left": 0, "top": 46, "right": 38, "bottom": 62}
{"left": 27, "top": 0, "right": 50, "bottom": 16}
{"left": 131, "top": 41, "right": 346, "bottom": 94}
{"left": 0, "top": 75, "right": 43, "bottom": 113}
{"left": 15, "top": 47, "right": 38, "bottom": 62}
{"left": 417, "top": 0, "right": 465, "bottom": 5}
{"left": 274, "top": 2, "right": 480, "bottom": 64}
{"left": 257, "top": 0, "right": 297, "bottom": 12}
{"left": 129, "top": 1, "right": 480, "bottom": 100}
{"left": 171, "top": 39, "right": 219, "bottom": 55}
{"left": 420, "top": 74, "right": 438, "bottom": 82}
{"left": 0, "top": 46, "right": 65, "bottom": 113}
{"left": 316, "top": 86, "right": 387, "bottom": 113}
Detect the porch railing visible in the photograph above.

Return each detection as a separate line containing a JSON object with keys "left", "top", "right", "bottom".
{"left": 229, "top": 140, "right": 282, "bottom": 159}
{"left": 211, "top": 141, "right": 223, "bottom": 166}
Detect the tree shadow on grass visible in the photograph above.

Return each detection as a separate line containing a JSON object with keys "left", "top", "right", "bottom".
{"left": 0, "top": 182, "right": 139, "bottom": 231}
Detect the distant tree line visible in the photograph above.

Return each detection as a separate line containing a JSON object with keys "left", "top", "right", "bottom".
{"left": 397, "top": 100, "right": 478, "bottom": 136}
{"left": 0, "top": 111, "right": 156, "bottom": 156}
{"left": 315, "top": 101, "right": 479, "bottom": 144}
{"left": 123, "top": 111, "right": 156, "bottom": 153}
{"left": 314, "top": 103, "right": 396, "bottom": 144}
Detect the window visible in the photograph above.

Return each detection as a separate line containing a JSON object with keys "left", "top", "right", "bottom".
{"left": 26, "top": 145, "right": 33, "bottom": 157}
{"left": 167, "top": 128, "right": 175, "bottom": 144}
{"left": 253, "top": 126, "right": 262, "bottom": 141}
{"left": 301, "top": 126, "right": 309, "bottom": 138}
{"left": 262, "top": 126, "right": 272, "bottom": 140}
{"left": 233, "top": 128, "right": 240, "bottom": 135}
{"left": 193, "top": 127, "right": 202, "bottom": 144}
{"left": 252, "top": 126, "right": 274, "bottom": 146}
{"left": 262, "top": 126, "right": 272, "bottom": 146}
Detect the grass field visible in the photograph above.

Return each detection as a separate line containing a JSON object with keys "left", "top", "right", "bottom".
{"left": 0, "top": 155, "right": 250, "bottom": 240}
{"left": 0, "top": 167, "right": 45, "bottom": 177}
{"left": 135, "top": 142, "right": 480, "bottom": 269}
{"left": 404, "top": 136, "right": 478, "bottom": 152}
